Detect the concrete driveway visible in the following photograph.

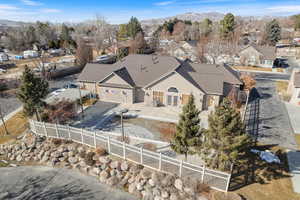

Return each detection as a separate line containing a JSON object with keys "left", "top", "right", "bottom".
{"left": 254, "top": 79, "right": 297, "bottom": 149}
{"left": 72, "top": 101, "right": 119, "bottom": 130}
{"left": 0, "top": 166, "right": 136, "bottom": 200}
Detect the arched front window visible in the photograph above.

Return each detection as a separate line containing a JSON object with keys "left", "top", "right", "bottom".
{"left": 168, "top": 87, "right": 179, "bottom": 93}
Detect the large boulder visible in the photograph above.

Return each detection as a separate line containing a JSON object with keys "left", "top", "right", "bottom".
{"left": 140, "top": 169, "right": 152, "bottom": 179}
{"left": 121, "top": 161, "right": 129, "bottom": 171}
{"left": 99, "top": 156, "right": 111, "bottom": 164}
{"left": 68, "top": 157, "right": 78, "bottom": 164}
{"left": 16, "top": 155, "right": 23, "bottom": 162}
{"left": 161, "top": 175, "right": 175, "bottom": 187}
{"left": 128, "top": 183, "right": 137, "bottom": 194}
{"left": 99, "top": 170, "right": 109, "bottom": 183}
{"left": 174, "top": 179, "right": 183, "bottom": 191}
{"left": 110, "top": 161, "right": 120, "bottom": 170}
{"left": 106, "top": 176, "right": 119, "bottom": 186}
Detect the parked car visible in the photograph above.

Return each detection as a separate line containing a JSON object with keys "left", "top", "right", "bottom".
{"left": 0, "top": 68, "right": 7, "bottom": 73}
{"left": 63, "top": 83, "right": 78, "bottom": 89}
{"left": 273, "top": 58, "right": 289, "bottom": 68}
{"left": 23, "top": 50, "right": 39, "bottom": 59}
{"left": 51, "top": 88, "right": 66, "bottom": 96}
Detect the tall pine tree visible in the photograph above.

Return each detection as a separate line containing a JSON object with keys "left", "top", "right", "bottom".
{"left": 17, "top": 66, "right": 49, "bottom": 120}
{"left": 199, "top": 98, "right": 252, "bottom": 171}
{"left": 265, "top": 19, "right": 281, "bottom": 46}
{"left": 171, "top": 94, "right": 203, "bottom": 160}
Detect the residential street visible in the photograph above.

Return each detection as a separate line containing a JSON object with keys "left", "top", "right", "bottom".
{"left": 248, "top": 78, "right": 297, "bottom": 149}
{"left": 0, "top": 166, "right": 136, "bottom": 200}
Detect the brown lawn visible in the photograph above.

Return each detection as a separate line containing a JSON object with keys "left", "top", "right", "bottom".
{"left": 0, "top": 111, "right": 28, "bottom": 144}
{"left": 295, "top": 134, "right": 300, "bottom": 150}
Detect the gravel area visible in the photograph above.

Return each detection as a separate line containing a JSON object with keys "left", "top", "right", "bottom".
{"left": 0, "top": 166, "right": 136, "bottom": 200}
{"left": 256, "top": 79, "right": 297, "bottom": 149}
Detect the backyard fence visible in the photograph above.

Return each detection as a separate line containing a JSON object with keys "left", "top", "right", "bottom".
{"left": 29, "top": 120, "right": 231, "bottom": 192}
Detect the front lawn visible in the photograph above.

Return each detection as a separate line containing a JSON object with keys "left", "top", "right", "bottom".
{"left": 0, "top": 111, "right": 28, "bottom": 144}
{"left": 233, "top": 144, "right": 300, "bottom": 200}
{"left": 276, "top": 81, "right": 291, "bottom": 102}
{"left": 295, "top": 134, "right": 300, "bottom": 150}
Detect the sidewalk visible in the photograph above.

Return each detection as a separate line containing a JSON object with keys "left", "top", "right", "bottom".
{"left": 285, "top": 102, "right": 300, "bottom": 134}
{"left": 0, "top": 106, "right": 22, "bottom": 126}
{"left": 287, "top": 150, "right": 300, "bottom": 194}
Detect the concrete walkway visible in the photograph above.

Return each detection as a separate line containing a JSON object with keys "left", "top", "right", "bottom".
{"left": 287, "top": 150, "right": 300, "bottom": 194}
{"left": 0, "top": 106, "right": 22, "bottom": 126}
{"left": 285, "top": 102, "right": 300, "bottom": 134}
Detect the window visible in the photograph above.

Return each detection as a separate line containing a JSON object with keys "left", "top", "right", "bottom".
{"left": 173, "top": 96, "right": 178, "bottom": 106}
{"left": 167, "top": 95, "right": 172, "bottom": 105}
{"left": 168, "top": 87, "right": 179, "bottom": 93}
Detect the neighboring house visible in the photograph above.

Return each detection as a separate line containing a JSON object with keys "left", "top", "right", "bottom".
{"left": 0, "top": 53, "right": 9, "bottom": 62}
{"left": 23, "top": 50, "right": 39, "bottom": 59}
{"left": 168, "top": 40, "right": 198, "bottom": 62}
{"left": 288, "top": 69, "right": 300, "bottom": 106}
{"left": 78, "top": 54, "right": 242, "bottom": 111}
{"left": 239, "top": 45, "right": 276, "bottom": 68}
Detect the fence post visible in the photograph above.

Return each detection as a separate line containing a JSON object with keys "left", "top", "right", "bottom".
{"left": 201, "top": 165, "right": 206, "bottom": 183}
{"left": 225, "top": 174, "right": 232, "bottom": 192}
{"left": 81, "top": 128, "right": 84, "bottom": 144}
{"left": 67, "top": 125, "right": 71, "bottom": 139}
{"left": 159, "top": 152, "right": 162, "bottom": 171}
{"left": 140, "top": 147, "right": 143, "bottom": 164}
{"left": 123, "top": 142, "right": 126, "bottom": 160}
{"left": 179, "top": 160, "right": 183, "bottom": 177}
{"left": 43, "top": 122, "right": 48, "bottom": 137}
{"left": 93, "top": 131, "right": 97, "bottom": 148}
{"left": 107, "top": 136, "right": 111, "bottom": 153}
{"left": 55, "top": 123, "right": 59, "bottom": 138}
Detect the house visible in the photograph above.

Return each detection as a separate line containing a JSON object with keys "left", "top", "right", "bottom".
{"left": 78, "top": 54, "right": 242, "bottom": 111}
{"left": 168, "top": 40, "right": 198, "bottom": 62}
{"left": 0, "top": 53, "right": 9, "bottom": 62}
{"left": 23, "top": 50, "right": 39, "bottom": 59}
{"left": 239, "top": 45, "right": 276, "bottom": 68}
{"left": 288, "top": 69, "right": 300, "bottom": 106}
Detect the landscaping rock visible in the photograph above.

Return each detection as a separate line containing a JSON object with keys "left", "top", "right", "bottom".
{"left": 99, "top": 156, "right": 111, "bottom": 164}
{"left": 128, "top": 183, "right": 137, "bottom": 194}
{"left": 162, "top": 175, "right": 175, "bottom": 187}
{"left": 170, "top": 193, "right": 179, "bottom": 200}
{"left": 174, "top": 179, "right": 183, "bottom": 191}
{"left": 99, "top": 170, "right": 109, "bottom": 182}
{"left": 106, "top": 176, "right": 119, "bottom": 186}
{"left": 68, "top": 157, "right": 78, "bottom": 164}
{"left": 16, "top": 155, "right": 23, "bottom": 162}
{"left": 110, "top": 161, "right": 120, "bottom": 169}
{"left": 161, "top": 190, "right": 169, "bottom": 199}
{"left": 121, "top": 161, "right": 129, "bottom": 171}
{"left": 140, "top": 169, "right": 152, "bottom": 179}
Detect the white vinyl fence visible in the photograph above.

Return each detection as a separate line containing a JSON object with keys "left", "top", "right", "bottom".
{"left": 29, "top": 120, "right": 231, "bottom": 192}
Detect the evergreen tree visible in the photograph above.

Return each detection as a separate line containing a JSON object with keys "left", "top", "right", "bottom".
{"left": 220, "top": 13, "right": 235, "bottom": 39}
{"left": 199, "top": 98, "right": 252, "bottom": 171}
{"left": 200, "top": 18, "right": 213, "bottom": 37}
{"left": 171, "top": 95, "right": 202, "bottom": 160}
{"left": 127, "top": 17, "right": 143, "bottom": 39}
{"left": 292, "top": 14, "right": 300, "bottom": 30}
{"left": 265, "top": 19, "right": 281, "bottom": 46}
{"left": 17, "top": 66, "right": 49, "bottom": 119}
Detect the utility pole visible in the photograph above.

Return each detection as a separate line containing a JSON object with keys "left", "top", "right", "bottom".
{"left": 0, "top": 106, "right": 9, "bottom": 135}
{"left": 78, "top": 86, "right": 84, "bottom": 119}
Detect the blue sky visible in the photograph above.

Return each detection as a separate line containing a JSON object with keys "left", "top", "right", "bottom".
{"left": 0, "top": 0, "right": 300, "bottom": 24}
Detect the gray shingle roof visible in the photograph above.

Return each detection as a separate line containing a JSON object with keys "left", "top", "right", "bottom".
{"left": 176, "top": 62, "right": 242, "bottom": 95}
{"left": 242, "top": 44, "right": 276, "bottom": 60}
{"left": 78, "top": 54, "right": 242, "bottom": 95}
{"left": 77, "top": 63, "right": 119, "bottom": 82}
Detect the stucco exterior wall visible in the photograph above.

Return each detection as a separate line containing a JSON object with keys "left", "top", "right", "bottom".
{"left": 98, "top": 86, "right": 133, "bottom": 104}
{"left": 144, "top": 72, "right": 205, "bottom": 109}
{"left": 104, "top": 74, "right": 131, "bottom": 86}
{"left": 79, "top": 81, "right": 99, "bottom": 94}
